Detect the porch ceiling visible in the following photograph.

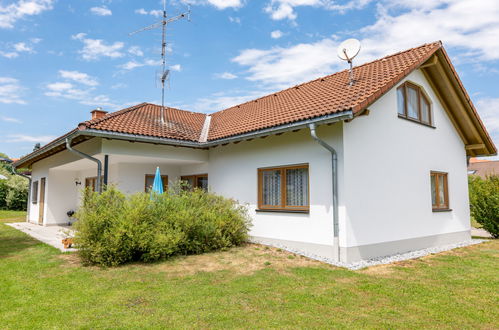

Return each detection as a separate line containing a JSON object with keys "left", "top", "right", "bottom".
{"left": 51, "top": 153, "right": 205, "bottom": 171}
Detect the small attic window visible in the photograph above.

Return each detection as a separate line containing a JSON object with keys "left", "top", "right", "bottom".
{"left": 397, "top": 82, "right": 432, "bottom": 126}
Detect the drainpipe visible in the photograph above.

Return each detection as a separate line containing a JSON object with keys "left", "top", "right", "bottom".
{"left": 65, "top": 137, "right": 102, "bottom": 193}
{"left": 11, "top": 167, "right": 31, "bottom": 222}
{"left": 309, "top": 123, "right": 340, "bottom": 262}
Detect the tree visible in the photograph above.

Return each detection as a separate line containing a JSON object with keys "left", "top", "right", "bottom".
{"left": 469, "top": 175, "right": 499, "bottom": 238}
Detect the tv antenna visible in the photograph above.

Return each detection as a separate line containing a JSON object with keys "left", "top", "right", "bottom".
{"left": 337, "top": 39, "right": 361, "bottom": 86}
{"left": 129, "top": 0, "right": 191, "bottom": 125}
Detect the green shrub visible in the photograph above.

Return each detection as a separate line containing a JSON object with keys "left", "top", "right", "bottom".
{"left": 468, "top": 175, "right": 499, "bottom": 238}
{"left": 74, "top": 185, "right": 251, "bottom": 266}
{"left": 0, "top": 168, "right": 28, "bottom": 211}
{"left": 0, "top": 180, "right": 8, "bottom": 209}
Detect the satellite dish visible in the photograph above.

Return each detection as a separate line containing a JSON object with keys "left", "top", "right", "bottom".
{"left": 337, "top": 38, "right": 361, "bottom": 62}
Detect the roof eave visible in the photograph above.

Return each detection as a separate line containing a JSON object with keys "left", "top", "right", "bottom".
{"left": 13, "top": 110, "right": 353, "bottom": 168}
{"left": 421, "top": 48, "right": 497, "bottom": 157}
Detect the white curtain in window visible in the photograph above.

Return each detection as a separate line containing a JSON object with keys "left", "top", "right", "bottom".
{"left": 263, "top": 170, "right": 281, "bottom": 206}
{"left": 431, "top": 175, "right": 437, "bottom": 205}
{"left": 407, "top": 86, "right": 419, "bottom": 119}
{"left": 397, "top": 88, "right": 405, "bottom": 115}
{"left": 286, "top": 168, "right": 308, "bottom": 206}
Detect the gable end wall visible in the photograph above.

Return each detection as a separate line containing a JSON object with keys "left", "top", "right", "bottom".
{"left": 342, "top": 69, "right": 470, "bottom": 249}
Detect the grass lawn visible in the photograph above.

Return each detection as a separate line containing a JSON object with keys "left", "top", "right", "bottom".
{"left": 1, "top": 214, "right": 498, "bottom": 328}
{"left": 0, "top": 210, "right": 26, "bottom": 222}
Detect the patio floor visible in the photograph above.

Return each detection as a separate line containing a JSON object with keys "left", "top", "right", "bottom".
{"left": 6, "top": 222, "right": 76, "bottom": 252}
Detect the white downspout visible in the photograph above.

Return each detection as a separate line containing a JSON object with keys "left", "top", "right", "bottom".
{"left": 309, "top": 123, "right": 341, "bottom": 262}
{"left": 65, "top": 137, "right": 102, "bottom": 193}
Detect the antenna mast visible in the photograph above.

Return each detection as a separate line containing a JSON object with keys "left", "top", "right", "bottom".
{"left": 129, "top": 0, "right": 190, "bottom": 125}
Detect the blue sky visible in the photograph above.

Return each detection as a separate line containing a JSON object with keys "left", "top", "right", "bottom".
{"left": 0, "top": 0, "right": 498, "bottom": 159}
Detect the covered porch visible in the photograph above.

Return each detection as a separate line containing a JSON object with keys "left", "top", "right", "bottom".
{"left": 29, "top": 138, "right": 209, "bottom": 226}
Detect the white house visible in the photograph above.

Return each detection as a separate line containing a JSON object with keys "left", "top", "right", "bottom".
{"left": 13, "top": 42, "right": 496, "bottom": 262}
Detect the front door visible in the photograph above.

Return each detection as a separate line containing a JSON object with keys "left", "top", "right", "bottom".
{"left": 38, "top": 177, "right": 46, "bottom": 225}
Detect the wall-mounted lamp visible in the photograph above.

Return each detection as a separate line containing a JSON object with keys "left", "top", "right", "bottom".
{"left": 75, "top": 178, "right": 82, "bottom": 186}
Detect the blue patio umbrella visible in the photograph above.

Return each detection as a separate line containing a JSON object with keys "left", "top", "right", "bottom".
{"left": 151, "top": 167, "right": 164, "bottom": 195}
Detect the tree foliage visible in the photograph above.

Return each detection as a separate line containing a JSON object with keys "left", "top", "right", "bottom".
{"left": 0, "top": 165, "right": 28, "bottom": 211}
{"left": 468, "top": 175, "right": 499, "bottom": 238}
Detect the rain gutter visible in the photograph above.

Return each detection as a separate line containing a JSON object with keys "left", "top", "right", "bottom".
{"left": 65, "top": 136, "right": 102, "bottom": 193}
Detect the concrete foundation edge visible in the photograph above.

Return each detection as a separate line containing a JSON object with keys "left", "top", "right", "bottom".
{"left": 250, "top": 230, "right": 471, "bottom": 263}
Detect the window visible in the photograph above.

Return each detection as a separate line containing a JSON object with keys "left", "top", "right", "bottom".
{"left": 144, "top": 175, "right": 168, "bottom": 192}
{"left": 85, "top": 177, "right": 97, "bottom": 192}
{"left": 397, "top": 82, "right": 432, "bottom": 126}
{"left": 32, "top": 181, "right": 38, "bottom": 204}
{"left": 181, "top": 174, "right": 208, "bottom": 191}
{"left": 430, "top": 172, "right": 449, "bottom": 211}
{"left": 258, "top": 164, "right": 309, "bottom": 212}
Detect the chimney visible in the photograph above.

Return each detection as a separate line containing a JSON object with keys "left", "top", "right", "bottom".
{"left": 91, "top": 107, "right": 108, "bottom": 120}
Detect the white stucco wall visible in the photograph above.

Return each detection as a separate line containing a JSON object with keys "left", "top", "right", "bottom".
{"left": 27, "top": 138, "right": 209, "bottom": 225}
{"left": 342, "top": 69, "right": 470, "bottom": 247}
{"left": 207, "top": 125, "right": 345, "bottom": 249}
{"left": 28, "top": 139, "right": 102, "bottom": 225}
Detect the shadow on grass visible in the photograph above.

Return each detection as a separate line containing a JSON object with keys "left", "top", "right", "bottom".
{"left": 0, "top": 223, "right": 43, "bottom": 258}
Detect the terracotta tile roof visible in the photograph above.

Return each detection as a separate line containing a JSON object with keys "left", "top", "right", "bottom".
{"left": 19, "top": 41, "right": 479, "bottom": 168}
{"left": 77, "top": 42, "right": 441, "bottom": 142}
{"left": 79, "top": 102, "right": 207, "bottom": 142}
{"left": 208, "top": 42, "right": 441, "bottom": 140}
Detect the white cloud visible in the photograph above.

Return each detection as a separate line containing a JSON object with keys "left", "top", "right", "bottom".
{"left": 13, "top": 42, "right": 33, "bottom": 52}
{"left": 1, "top": 116, "right": 21, "bottom": 123}
{"left": 206, "top": 0, "right": 243, "bottom": 10}
{"left": 180, "top": 0, "right": 243, "bottom": 10}
{"left": 72, "top": 33, "right": 124, "bottom": 61}
{"left": 45, "top": 70, "right": 122, "bottom": 109}
{"left": 6, "top": 134, "right": 56, "bottom": 143}
{"left": 59, "top": 70, "right": 98, "bottom": 86}
{"left": 0, "top": 77, "right": 26, "bottom": 104}
{"left": 0, "top": 0, "right": 54, "bottom": 29}
{"left": 229, "top": 16, "right": 241, "bottom": 24}
{"left": 44, "top": 83, "right": 123, "bottom": 110}
{"left": 111, "top": 83, "right": 127, "bottom": 89}
{"left": 233, "top": 0, "right": 499, "bottom": 89}
{"left": 118, "top": 58, "right": 160, "bottom": 71}
{"left": 90, "top": 6, "right": 112, "bottom": 16}
{"left": 233, "top": 38, "right": 340, "bottom": 88}
{"left": 358, "top": 0, "right": 499, "bottom": 62}
{"left": 134, "top": 8, "right": 162, "bottom": 17}
{"left": 0, "top": 51, "right": 19, "bottom": 58}
{"left": 476, "top": 98, "right": 499, "bottom": 149}
{"left": 128, "top": 46, "right": 144, "bottom": 57}
{"left": 270, "top": 30, "right": 283, "bottom": 39}
{"left": 46, "top": 82, "right": 73, "bottom": 91}
{"left": 264, "top": 0, "right": 371, "bottom": 20}
{"left": 215, "top": 72, "right": 238, "bottom": 79}
{"left": 0, "top": 39, "right": 41, "bottom": 58}
{"left": 170, "top": 64, "right": 182, "bottom": 72}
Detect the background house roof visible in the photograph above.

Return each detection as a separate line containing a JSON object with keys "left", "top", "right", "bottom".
{"left": 468, "top": 159, "right": 499, "bottom": 178}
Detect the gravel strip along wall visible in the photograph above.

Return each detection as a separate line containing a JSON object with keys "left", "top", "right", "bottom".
{"left": 251, "top": 239, "right": 487, "bottom": 270}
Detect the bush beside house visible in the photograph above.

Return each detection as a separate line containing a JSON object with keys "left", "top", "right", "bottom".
{"left": 74, "top": 186, "right": 251, "bottom": 266}
{"left": 468, "top": 175, "right": 499, "bottom": 238}
{"left": 0, "top": 162, "right": 28, "bottom": 211}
